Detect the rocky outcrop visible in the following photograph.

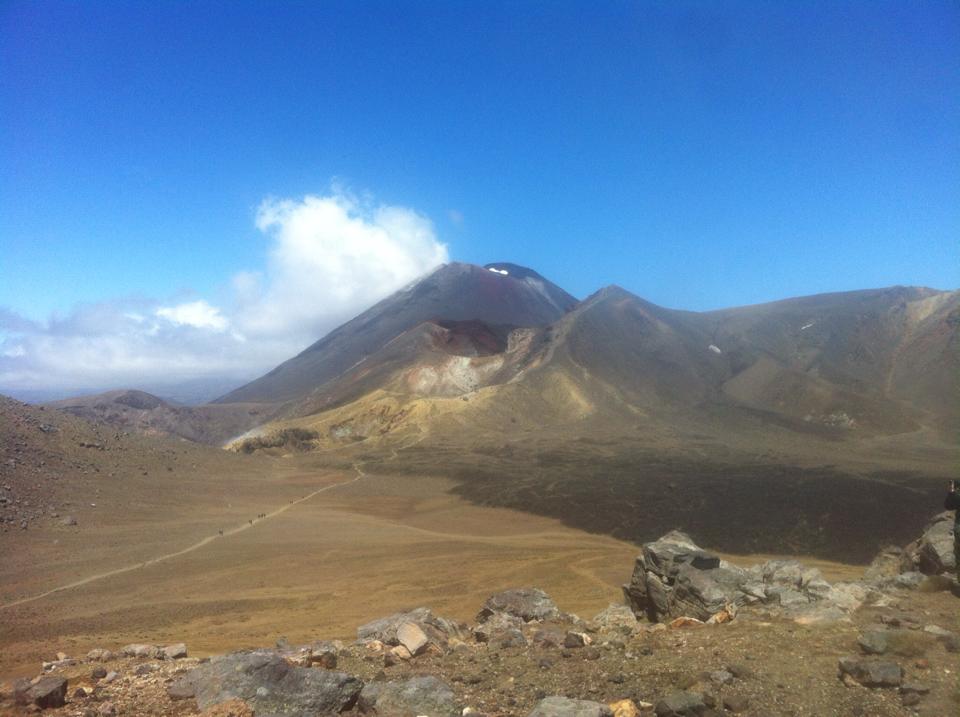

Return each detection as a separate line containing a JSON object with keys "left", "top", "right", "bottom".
{"left": 357, "top": 607, "right": 464, "bottom": 652}
{"left": 900, "top": 512, "right": 956, "bottom": 576}
{"left": 5, "top": 568, "right": 958, "bottom": 717}
{"left": 622, "top": 531, "right": 747, "bottom": 622}
{"left": 477, "top": 588, "right": 560, "bottom": 623}
{"left": 168, "top": 650, "right": 362, "bottom": 714}
{"left": 623, "top": 531, "right": 887, "bottom": 623}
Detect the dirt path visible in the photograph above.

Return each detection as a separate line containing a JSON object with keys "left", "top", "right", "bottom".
{"left": 340, "top": 508, "right": 626, "bottom": 548}
{"left": 0, "top": 470, "right": 364, "bottom": 611}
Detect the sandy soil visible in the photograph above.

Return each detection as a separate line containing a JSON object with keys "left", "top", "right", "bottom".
{"left": 0, "top": 461, "right": 643, "bottom": 680}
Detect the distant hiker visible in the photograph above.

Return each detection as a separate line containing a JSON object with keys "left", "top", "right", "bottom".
{"left": 946, "top": 480, "right": 960, "bottom": 579}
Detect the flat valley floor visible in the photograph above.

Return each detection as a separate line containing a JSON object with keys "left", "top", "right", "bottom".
{"left": 2, "top": 457, "right": 646, "bottom": 679}
{"left": 0, "top": 454, "right": 873, "bottom": 681}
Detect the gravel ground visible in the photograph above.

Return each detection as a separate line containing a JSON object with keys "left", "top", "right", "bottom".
{"left": 2, "top": 587, "right": 957, "bottom": 717}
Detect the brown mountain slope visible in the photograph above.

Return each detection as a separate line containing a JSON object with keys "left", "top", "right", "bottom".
{"left": 550, "top": 284, "right": 960, "bottom": 435}
{"left": 245, "top": 282, "right": 958, "bottom": 446}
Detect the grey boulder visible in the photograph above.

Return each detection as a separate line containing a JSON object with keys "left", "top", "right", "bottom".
{"left": 357, "top": 607, "right": 463, "bottom": 647}
{"left": 838, "top": 657, "right": 903, "bottom": 687}
{"left": 623, "top": 531, "right": 745, "bottom": 622}
{"left": 474, "top": 612, "right": 525, "bottom": 642}
{"left": 902, "top": 512, "right": 956, "bottom": 575}
{"left": 168, "top": 650, "right": 362, "bottom": 715}
{"left": 359, "top": 675, "right": 458, "bottom": 717}
{"left": 857, "top": 629, "right": 892, "bottom": 655}
{"left": 477, "top": 588, "right": 560, "bottom": 623}
{"left": 162, "top": 643, "right": 188, "bottom": 660}
{"left": 654, "top": 690, "right": 708, "bottom": 716}
{"left": 527, "top": 696, "right": 613, "bottom": 717}
{"left": 14, "top": 676, "right": 68, "bottom": 709}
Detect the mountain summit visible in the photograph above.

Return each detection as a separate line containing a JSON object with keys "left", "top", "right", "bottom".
{"left": 217, "top": 262, "right": 577, "bottom": 404}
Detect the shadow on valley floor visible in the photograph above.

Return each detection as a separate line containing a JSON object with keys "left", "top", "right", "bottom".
{"left": 371, "top": 443, "right": 947, "bottom": 564}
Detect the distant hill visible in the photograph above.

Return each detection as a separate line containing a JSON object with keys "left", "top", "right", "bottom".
{"left": 49, "top": 389, "right": 268, "bottom": 446}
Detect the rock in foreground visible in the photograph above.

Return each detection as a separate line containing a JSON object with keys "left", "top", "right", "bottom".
{"left": 169, "top": 650, "right": 361, "bottom": 714}
{"left": 528, "top": 695, "right": 613, "bottom": 717}
{"left": 358, "top": 675, "right": 458, "bottom": 716}
{"left": 14, "top": 676, "right": 68, "bottom": 709}
{"left": 477, "top": 587, "right": 561, "bottom": 623}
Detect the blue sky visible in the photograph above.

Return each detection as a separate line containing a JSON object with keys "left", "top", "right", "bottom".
{"left": 1, "top": 1, "right": 958, "bottom": 397}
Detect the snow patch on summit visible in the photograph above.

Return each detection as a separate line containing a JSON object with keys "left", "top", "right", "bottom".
{"left": 488, "top": 267, "right": 510, "bottom": 276}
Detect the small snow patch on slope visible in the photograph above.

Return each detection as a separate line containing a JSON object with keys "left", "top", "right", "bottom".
{"left": 708, "top": 344, "right": 722, "bottom": 354}
{"left": 488, "top": 267, "right": 509, "bottom": 275}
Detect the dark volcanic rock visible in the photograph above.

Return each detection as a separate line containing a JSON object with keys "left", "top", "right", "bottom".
{"left": 563, "top": 631, "right": 590, "bottom": 648}
{"left": 358, "top": 675, "right": 458, "bottom": 717}
{"left": 838, "top": 657, "right": 904, "bottom": 687}
{"left": 654, "top": 690, "right": 707, "bottom": 716}
{"left": 476, "top": 588, "right": 560, "bottom": 623}
{"left": 169, "top": 650, "right": 362, "bottom": 714}
{"left": 14, "top": 676, "right": 68, "bottom": 709}
{"left": 857, "top": 629, "right": 892, "bottom": 655}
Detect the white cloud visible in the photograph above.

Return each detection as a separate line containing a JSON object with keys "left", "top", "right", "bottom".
{"left": 0, "top": 187, "right": 449, "bottom": 400}
{"left": 156, "top": 300, "right": 228, "bottom": 331}
{"left": 239, "top": 191, "right": 448, "bottom": 339}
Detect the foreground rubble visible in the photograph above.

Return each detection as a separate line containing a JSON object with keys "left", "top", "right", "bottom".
{"left": 2, "top": 521, "right": 958, "bottom": 717}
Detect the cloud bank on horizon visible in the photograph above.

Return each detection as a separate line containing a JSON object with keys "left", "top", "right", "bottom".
{"left": 0, "top": 189, "right": 449, "bottom": 400}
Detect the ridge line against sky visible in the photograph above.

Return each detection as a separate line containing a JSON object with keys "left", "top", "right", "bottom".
{"left": 1, "top": 1, "right": 958, "bottom": 398}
